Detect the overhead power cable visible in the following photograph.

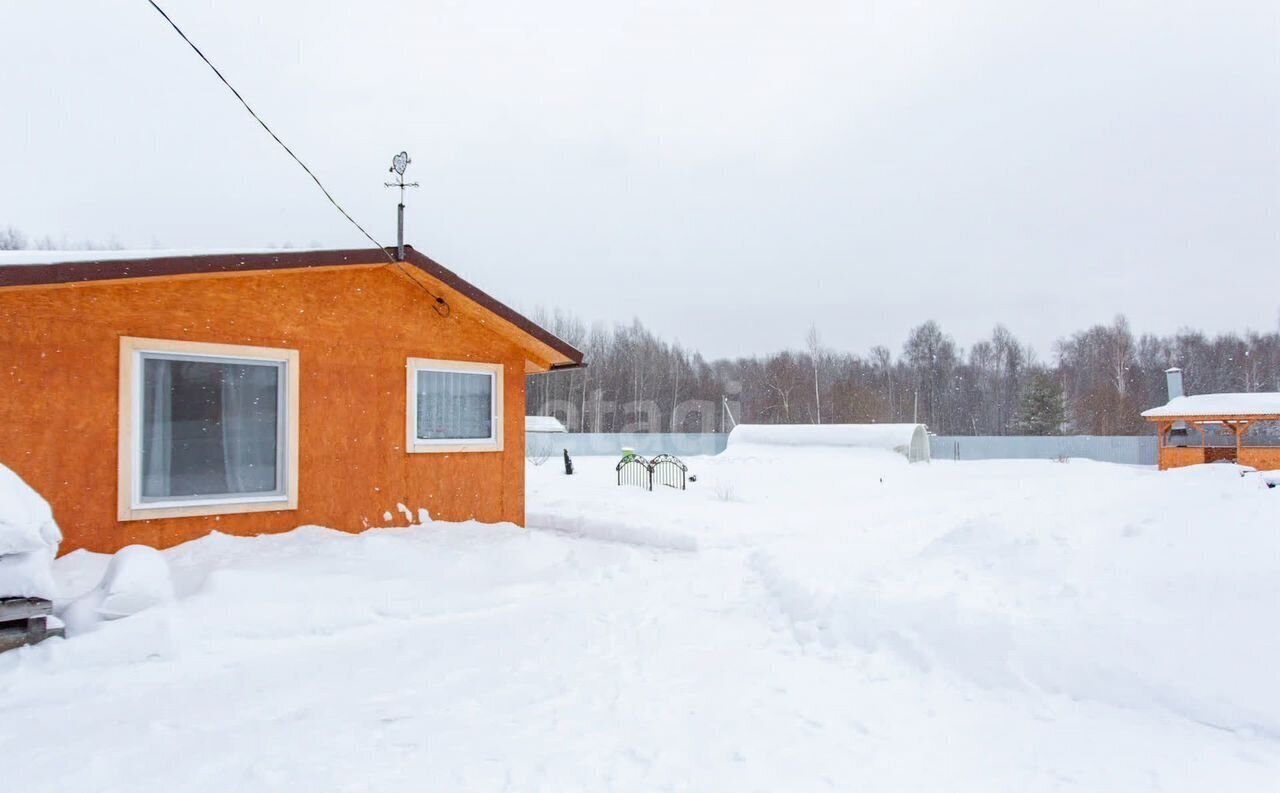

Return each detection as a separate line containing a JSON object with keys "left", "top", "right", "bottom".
{"left": 144, "top": 0, "right": 394, "bottom": 263}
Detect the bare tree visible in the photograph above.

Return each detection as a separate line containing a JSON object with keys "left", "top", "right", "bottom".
{"left": 0, "top": 226, "right": 26, "bottom": 250}
{"left": 525, "top": 311, "right": 1278, "bottom": 438}
{"left": 805, "top": 323, "right": 824, "bottom": 424}
{"left": 762, "top": 353, "right": 806, "bottom": 423}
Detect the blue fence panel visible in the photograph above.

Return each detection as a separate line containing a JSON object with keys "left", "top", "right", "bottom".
{"left": 930, "top": 435, "right": 1157, "bottom": 465}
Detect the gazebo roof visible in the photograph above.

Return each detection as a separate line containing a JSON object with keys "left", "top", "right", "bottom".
{"left": 1142, "top": 393, "right": 1280, "bottom": 420}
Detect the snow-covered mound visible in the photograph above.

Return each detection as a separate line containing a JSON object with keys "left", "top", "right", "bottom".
{"left": 0, "top": 463, "right": 62, "bottom": 599}
{"left": 62, "top": 545, "right": 175, "bottom": 635}
{"left": 728, "top": 423, "right": 930, "bottom": 462}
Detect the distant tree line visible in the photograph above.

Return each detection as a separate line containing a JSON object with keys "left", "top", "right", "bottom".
{"left": 0, "top": 225, "right": 125, "bottom": 252}
{"left": 525, "top": 310, "right": 1280, "bottom": 436}
{"left": 6, "top": 226, "right": 1273, "bottom": 436}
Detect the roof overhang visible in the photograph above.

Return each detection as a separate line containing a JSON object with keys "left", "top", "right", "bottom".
{"left": 397, "top": 248, "right": 583, "bottom": 371}
{"left": 0, "top": 247, "right": 585, "bottom": 372}
{"left": 1143, "top": 414, "right": 1279, "bottom": 423}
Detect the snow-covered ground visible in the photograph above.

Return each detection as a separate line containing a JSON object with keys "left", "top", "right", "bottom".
{"left": 2, "top": 448, "right": 1278, "bottom": 791}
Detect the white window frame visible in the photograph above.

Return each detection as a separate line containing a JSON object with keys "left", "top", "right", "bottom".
{"left": 117, "top": 336, "right": 300, "bottom": 521}
{"left": 406, "top": 358, "right": 504, "bottom": 453}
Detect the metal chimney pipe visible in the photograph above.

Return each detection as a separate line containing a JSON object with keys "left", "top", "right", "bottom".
{"left": 1166, "top": 367, "right": 1184, "bottom": 400}
{"left": 1166, "top": 367, "right": 1187, "bottom": 447}
{"left": 396, "top": 202, "right": 405, "bottom": 261}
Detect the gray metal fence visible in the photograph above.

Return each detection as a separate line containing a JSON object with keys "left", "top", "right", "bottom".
{"left": 528, "top": 432, "right": 728, "bottom": 458}
{"left": 530, "top": 432, "right": 1157, "bottom": 465}
{"left": 931, "top": 435, "right": 1156, "bottom": 465}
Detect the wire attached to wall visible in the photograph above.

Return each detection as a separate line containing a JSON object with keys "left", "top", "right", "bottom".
{"left": 392, "top": 263, "right": 451, "bottom": 317}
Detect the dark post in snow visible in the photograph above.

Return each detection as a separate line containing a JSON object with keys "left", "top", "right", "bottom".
{"left": 385, "top": 151, "right": 419, "bottom": 262}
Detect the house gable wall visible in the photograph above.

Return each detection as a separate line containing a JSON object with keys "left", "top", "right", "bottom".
{"left": 0, "top": 265, "right": 528, "bottom": 553}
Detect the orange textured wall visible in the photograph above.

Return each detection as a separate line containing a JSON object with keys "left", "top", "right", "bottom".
{"left": 0, "top": 265, "right": 528, "bottom": 554}
{"left": 1158, "top": 446, "right": 1280, "bottom": 471}
{"left": 1239, "top": 448, "right": 1280, "bottom": 471}
{"left": 1158, "top": 446, "right": 1206, "bottom": 470}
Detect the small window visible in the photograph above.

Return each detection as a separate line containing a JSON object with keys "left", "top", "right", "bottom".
{"left": 406, "top": 358, "right": 504, "bottom": 453}
{"left": 118, "top": 337, "right": 299, "bottom": 521}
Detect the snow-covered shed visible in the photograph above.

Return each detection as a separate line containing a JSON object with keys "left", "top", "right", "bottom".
{"left": 0, "top": 248, "right": 584, "bottom": 554}
{"left": 727, "top": 424, "right": 931, "bottom": 463}
{"left": 525, "top": 415, "right": 568, "bottom": 433}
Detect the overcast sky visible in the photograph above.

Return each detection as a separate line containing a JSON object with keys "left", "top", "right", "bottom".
{"left": 3, "top": 1, "right": 1277, "bottom": 359}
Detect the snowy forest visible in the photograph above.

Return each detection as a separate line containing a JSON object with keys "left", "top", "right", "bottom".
{"left": 0, "top": 226, "right": 124, "bottom": 252}
{"left": 525, "top": 310, "right": 1280, "bottom": 436}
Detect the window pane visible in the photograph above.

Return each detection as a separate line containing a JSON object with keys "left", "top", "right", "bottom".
{"left": 140, "top": 357, "right": 281, "bottom": 500}
{"left": 416, "top": 370, "right": 493, "bottom": 441}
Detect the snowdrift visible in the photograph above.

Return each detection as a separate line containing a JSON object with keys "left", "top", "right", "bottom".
{"left": 727, "top": 423, "right": 931, "bottom": 462}
{"left": 62, "top": 545, "right": 175, "bottom": 635}
{"left": 0, "top": 463, "right": 62, "bottom": 599}
{"left": 748, "top": 462, "right": 1280, "bottom": 740}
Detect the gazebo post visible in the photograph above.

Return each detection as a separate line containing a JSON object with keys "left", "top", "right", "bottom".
{"left": 1235, "top": 420, "right": 1253, "bottom": 464}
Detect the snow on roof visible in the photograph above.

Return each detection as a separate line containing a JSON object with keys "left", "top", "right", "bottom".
{"left": 0, "top": 248, "right": 334, "bottom": 267}
{"left": 1141, "top": 393, "right": 1280, "bottom": 418}
{"left": 727, "top": 423, "right": 931, "bottom": 462}
{"left": 525, "top": 415, "right": 568, "bottom": 433}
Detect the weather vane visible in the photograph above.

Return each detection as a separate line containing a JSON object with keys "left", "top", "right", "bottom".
{"left": 385, "top": 151, "right": 419, "bottom": 261}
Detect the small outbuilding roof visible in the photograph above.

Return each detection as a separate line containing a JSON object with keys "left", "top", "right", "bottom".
{"left": 1141, "top": 393, "right": 1280, "bottom": 420}
{"left": 0, "top": 246, "right": 584, "bottom": 371}
{"left": 525, "top": 416, "right": 568, "bottom": 433}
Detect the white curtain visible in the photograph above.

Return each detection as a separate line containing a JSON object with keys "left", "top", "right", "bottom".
{"left": 417, "top": 370, "right": 492, "bottom": 440}
{"left": 140, "top": 360, "right": 173, "bottom": 499}
{"left": 220, "top": 363, "right": 279, "bottom": 494}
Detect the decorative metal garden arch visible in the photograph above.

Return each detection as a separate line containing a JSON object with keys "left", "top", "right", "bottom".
{"left": 615, "top": 454, "right": 690, "bottom": 491}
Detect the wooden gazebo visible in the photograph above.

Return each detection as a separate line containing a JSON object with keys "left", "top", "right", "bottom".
{"left": 1143, "top": 392, "right": 1280, "bottom": 471}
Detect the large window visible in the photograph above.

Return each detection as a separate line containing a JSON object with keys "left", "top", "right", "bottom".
{"left": 118, "top": 337, "right": 299, "bottom": 521}
{"left": 406, "top": 358, "right": 504, "bottom": 453}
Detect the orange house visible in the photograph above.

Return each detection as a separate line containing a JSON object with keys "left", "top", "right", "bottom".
{"left": 0, "top": 248, "right": 583, "bottom": 554}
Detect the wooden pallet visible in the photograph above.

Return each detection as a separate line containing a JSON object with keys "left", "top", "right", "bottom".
{"left": 0, "top": 598, "right": 62, "bottom": 653}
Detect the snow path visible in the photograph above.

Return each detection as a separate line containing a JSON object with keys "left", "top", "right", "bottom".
{"left": 2, "top": 454, "right": 1278, "bottom": 790}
